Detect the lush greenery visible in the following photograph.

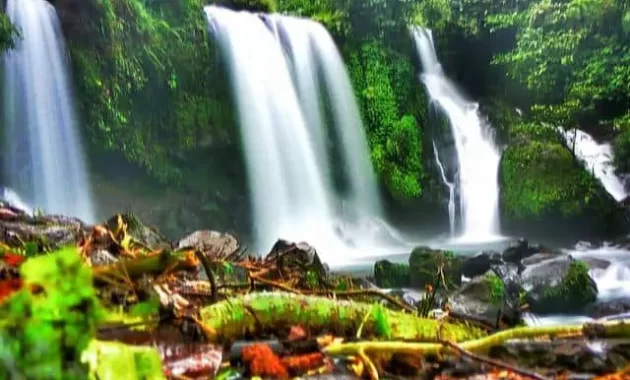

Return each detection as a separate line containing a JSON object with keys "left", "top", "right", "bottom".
{"left": 7, "top": 0, "right": 625, "bottom": 235}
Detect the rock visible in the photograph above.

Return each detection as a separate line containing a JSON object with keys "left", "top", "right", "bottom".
{"left": 521, "top": 256, "right": 597, "bottom": 314}
{"left": 266, "top": 240, "right": 328, "bottom": 287}
{"left": 176, "top": 230, "right": 239, "bottom": 258}
{"left": 502, "top": 238, "right": 550, "bottom": 264}
{"left": 461, "top": 250, "right": 502, "bottom": 278}
{"left": 408, "top": 246, "right": 463, "bottom": 289}
{"left": 449, "top": 271, "right": 503, "bottom": 321}
{"left": 0, "top": 213, "right": 86, "bottom": 248}
{"left": 585, "top": 299, "right": 630, "bottom": 319}
{"left": 106, "top": 213, "right": 170, "bottom": 250}
{"left": 374, "top": 260, "right": 409, "bottom": 288}
{"left": 490, "top": 263, "right": 523, "bottom": 313}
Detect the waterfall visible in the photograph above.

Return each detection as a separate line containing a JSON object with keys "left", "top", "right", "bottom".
{"left": 432, "top": 141, "right": 456, "bottom": 236}
{"left": 3, "top": 0, "right": 95, "bottom": 223}
{"left": 267, "top": 15, "right": 383, "bottom": 219}
{"left": 559, "top": 128, "right": 628, "bottom": 202}
{"left": 205, "top": 7, "right": 401, "bottom": 265}
{"left": 412, "top": 27, "right": 502, "bottom": 242}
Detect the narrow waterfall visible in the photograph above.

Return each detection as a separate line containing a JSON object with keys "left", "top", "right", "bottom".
{"left": 3, "top": 0, "right": 95, "bottom": 222}
{"left": 205, "top": 7, "right": 399, "bottom": 264}
{"left": 412, "top": 27, "right": 502, "bottom": 242}
{"left": 559, "top": 128, "right": 628, "bottom": 202}
{"left": 432, "top": 141, "right": 456, "bottom": 236}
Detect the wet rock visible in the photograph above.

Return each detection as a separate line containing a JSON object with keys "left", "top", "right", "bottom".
{"left": 0, "top": 213, "right": 86, "bottom": 248}
{"left": 521, "top": 255, "right": 597, "bottom": 314}
{"left": 461, "top": 250, "right": 502, "bottom": 278}
{"left": 585, "top": 299, "right": 630, "bottom": 319}
{"left": 176, "top": 230, "right": 239, "bottom": 258}
{"left": 374, "top": 260, "right": 409, "bottom": 288}
{"left": 449, "top": 271, "right": 503, "bottom": 322}
{"left": 408, "top": 246, "right": 463, "bottom": 289}
{"left": 502, "top": 238, "right": 551, "bottom": 265}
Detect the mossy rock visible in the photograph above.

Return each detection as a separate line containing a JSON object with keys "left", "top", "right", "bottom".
{"left": 214, "top": 0, "right": 276, "bottom": 13}
{"left": 522, "top": 257, "right": 597, "bottom": 314}
{"left": 408, "top": 246, "right": 462, "bottom": 289}
{"left": 500, "top": 122, "right": 600, "bottom": 220}
{"left": 374, "top": 260, "right": 410, "bottom": 288}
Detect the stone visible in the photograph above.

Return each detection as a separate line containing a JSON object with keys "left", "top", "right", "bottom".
{"left": 521, "top": 255, "right": 597, "bottom": 314}
{"left": 449, "top": 271, "right": 503, "bottom": 322}
{"left": 461, "top": 250, "right": 502, "bottom": 278}
{"left": 408, "top": 246, "right": 463, "bottom": 289}
{"left": 374, "top": 260, "right": 410, "bottom": 288}
{"left": 176, "top": 230, "right": 239, "bottom": 258}
{"left": 106, "top": 213, "right": 170, "bottom": 250}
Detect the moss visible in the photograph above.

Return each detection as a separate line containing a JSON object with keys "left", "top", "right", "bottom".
{"left": 540, "top": 260, "right": 596, "bottom": 312}
{"left": 483, "top": 272, "right": 504, "bottom": 306}
{"left": 374, "top": 260, "right": 410, "bottom": 288}
{"left": 500, "top": 122, "right": 600, "bottom": 219}
{"left": 408, "top": 247, "right": 462, "bottom": 289}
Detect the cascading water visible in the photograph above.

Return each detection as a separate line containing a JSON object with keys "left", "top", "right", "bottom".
{"left": 205, "top": 7, "right": 404, "bottom": 265}
{"left": 412, "top": 27, "right": 502, "bottom": 242}
{"left": 3, "top": 0, "right": 95, "bottom": 223}
{"left": 432, "top": 141, "right": 456, "bottom": 236}
{"left": 559, "top": 128, "right": 628, "bottom": 202}
{"left": 268, "top": 15, "right": 383, "bottom": 220}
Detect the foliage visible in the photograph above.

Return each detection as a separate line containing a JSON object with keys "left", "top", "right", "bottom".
{"left": 483, "top": 272, "right": 505, "bottom": 306}
{"left": 487, "top": 0, "right": 630, "bottom": 127}
{"left": 65, "top": 0, "right": 236, "bottom": 185}
{"left": 500, "top": 122, "right": 600, "bottom": 219}
{"left": 215, "top": 0, "right": 276, "bottom": 12}
{"left": 348, "top": 41, "right": 423, "bottom": 198}
{"left": 0, "top": 247, "right": 104, "bottom": 379}
{"left": 536, "top": 260, "right": 597, "bottom": 313}
{"left": 0, "top": 14, "right": 17, "bottom": 52}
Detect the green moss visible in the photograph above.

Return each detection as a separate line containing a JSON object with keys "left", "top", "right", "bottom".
{"left": 374, "top": 260, "right": 410, "bottom": 288}
{"left": 483, "top": 272, "right": 504, "bottom": 306}
{"left": 408, "top": 247, "right": 462, "bottom": 289}
{"left": 348, "top": 41, "right": 424, "bottom": 199}
{"left": 500, "top": 122, "right": 600, "bottom": 219}
{"left": 541, "top": 260, "right": 596, "bottom": 312}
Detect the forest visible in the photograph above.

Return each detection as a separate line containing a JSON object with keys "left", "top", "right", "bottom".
{"left": 0, "top": 0, "right": 629, "bottom": 378}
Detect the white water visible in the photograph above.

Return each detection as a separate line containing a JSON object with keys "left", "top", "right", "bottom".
{"left": 3, "top": 0, "right": 95, "bottom": 223}
{"left": 559, "top": 128, "right": 628, "bottom": 202}
{"left": 205, "top": 7, "right": 404, "bottom": 266}
{"left": 0, "top": 187, "right": 33, "bottom": 214}
{"left": 412, "top": 27, "right": 502, "bottom": 242}
{"left": 432, "top": 141, "right": 456, "bottom": 236}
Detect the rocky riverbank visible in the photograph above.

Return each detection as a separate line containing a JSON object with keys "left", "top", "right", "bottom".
{"left": 0, "top": 200, "right": 628, "bottom": 379}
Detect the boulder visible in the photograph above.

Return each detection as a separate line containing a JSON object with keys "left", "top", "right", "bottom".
{"left": 176, "top": 230, "right": 239, "bottom": 259}
{"left": 408, "top": 246, "right": 462, "bottom": 289}
{"left": 265, "top": 240, "right": 329, "bottom": 288}
{"left": 106, "top": 213, "right": 170, "bottom": 250}
{"left": 502, "top": 238, "right": 546, "bottom": 264}
{"left": 521, "top": 255, "right": 597, "bottom": 314}
{"left": 449, "top": 270, "right": 503, "bottom": 321}
{"left": 461, "top": 250, "right": 502, "bottom": 278}
{"left": 374, "top": 260, "right": 410, "bottom": 288}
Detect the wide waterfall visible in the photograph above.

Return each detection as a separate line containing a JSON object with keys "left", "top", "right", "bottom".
{"left": 412, "top": 27, "right": 502, "bottom": 243}
{"left": 205, "top": 6, "right": 403, "bottom": 265}
{"left": 3, "top": 0, "right": 95, "bottom": 222}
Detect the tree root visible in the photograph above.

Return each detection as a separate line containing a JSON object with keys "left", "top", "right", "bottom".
{"left": 197, "top": 292, "right": 487, "bottom": 344}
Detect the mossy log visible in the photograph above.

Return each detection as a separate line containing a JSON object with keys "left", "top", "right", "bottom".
{"left": 198, "top": 292, "right": 488, "bottom": 343}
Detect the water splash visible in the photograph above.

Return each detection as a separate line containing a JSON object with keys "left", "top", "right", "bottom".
{"left": 412, "top": 27, "right": 502, "bottom": 242}
{"left": 559, "top": 128, "right": 628, "bottom": 202}
{"left": 3, "top": 0, "right": 95, "bottom": 222}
